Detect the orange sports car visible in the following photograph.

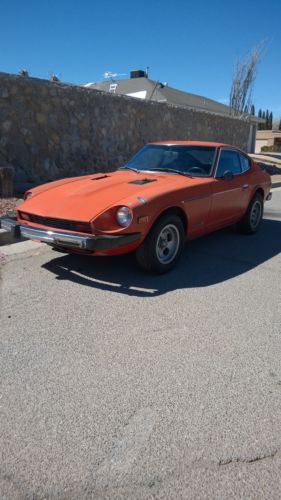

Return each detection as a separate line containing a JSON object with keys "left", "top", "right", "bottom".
{"left": 2, "top": 141, "right": 272, "bottom": 273}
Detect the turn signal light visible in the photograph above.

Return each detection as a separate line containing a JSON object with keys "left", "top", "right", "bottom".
{"left": 74, "top": 222, "right": 92, "bottom": 233}
{"left": 19, "top": 212, "right": 31, "bottom": 221}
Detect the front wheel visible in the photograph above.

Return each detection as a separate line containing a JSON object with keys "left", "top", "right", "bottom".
{"left": 136, "top": 214, "right": 185, "bottom": 273}
{"left": 237, "top": 192, "right": 264, "bottom": 234}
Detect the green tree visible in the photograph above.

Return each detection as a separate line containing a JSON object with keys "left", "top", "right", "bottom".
{"left": 265, "top": 109, "right": 269, "bottom": 129}
{"left": 251, "top": 104, "right": 255, "bottom": 115}
{"left": 258, "top": 109, "right": 262, "bottom": 130}
{"left": 279, "top": 118, "right": 281, "bottom": 131}
{"left": 261, "top": 111, "right": 266, "bottom": 130}
{"left": 257, "top": 108, "right": 274, "bottom": 130}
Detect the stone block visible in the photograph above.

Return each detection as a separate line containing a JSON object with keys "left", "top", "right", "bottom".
{"left": 0, "top": 88, "right": 9, "bottom": 98}
{"left": 36, "top": 112, "right": 47, "bottom": 125}
{"left": 0, "top": 165, "right": 15, "bottom": 197}
{"left": 2, "top": 121, "right": 12, "bottom": 132}
{"left": 49, "top": 132, "right": 60, "bottom": 144}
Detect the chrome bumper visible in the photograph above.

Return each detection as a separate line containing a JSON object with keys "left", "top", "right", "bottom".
{"left": 0, "top": 217, "right": 141, "bottom": 251}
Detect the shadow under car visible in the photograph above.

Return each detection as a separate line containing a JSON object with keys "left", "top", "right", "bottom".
{"left": 42, "top": 219, "right": 281, "bottom": 297}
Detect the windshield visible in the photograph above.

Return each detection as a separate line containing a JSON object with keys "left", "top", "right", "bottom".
{"left": 122, "top": 144, "right": 217, "bottom": 177}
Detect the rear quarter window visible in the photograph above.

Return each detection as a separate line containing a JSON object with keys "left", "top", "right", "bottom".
{"left": 216, "top": 149, "right": 242, "bottom": 177}
{"left": 239, "top": 153, "right": 250, "bottom": 172}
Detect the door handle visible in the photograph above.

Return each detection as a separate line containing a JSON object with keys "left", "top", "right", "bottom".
{"left": 242, "top": 184, "right": 249, "bottom": 189}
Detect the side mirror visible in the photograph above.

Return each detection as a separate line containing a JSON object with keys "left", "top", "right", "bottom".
{"left": 222, "top": 170, "right": 234, "bottom": 181}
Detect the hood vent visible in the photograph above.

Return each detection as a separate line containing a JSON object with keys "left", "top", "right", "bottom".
{"left": 91, "top": 175, "right": 110, "bottom": 180}
{"left": 129, "top": 178, "right": 157, "bottom": 185}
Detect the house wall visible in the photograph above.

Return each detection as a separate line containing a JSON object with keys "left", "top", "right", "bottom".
{"left": 255, "top": 140, "right": 269, "bottom": 153}
{"left": 0, "top": 72, "right": 252, "bottom": 191}
{"left": 255, "top": 131, "right": 281, "bottom": 153}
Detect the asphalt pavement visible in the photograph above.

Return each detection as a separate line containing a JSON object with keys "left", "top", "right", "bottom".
{"left": 1, "top": 189, "right": 281, "bottom": 499}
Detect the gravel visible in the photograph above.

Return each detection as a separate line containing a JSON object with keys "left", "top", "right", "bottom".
{"left": 0, "top": 197, "right": 23, "bottom": 217}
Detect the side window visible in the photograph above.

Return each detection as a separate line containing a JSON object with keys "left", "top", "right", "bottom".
{"left": 216, "top": 150, "right": 242, "bottom": 177}
{"left": 239, "top": 153, "right": 250, "bottom": 172}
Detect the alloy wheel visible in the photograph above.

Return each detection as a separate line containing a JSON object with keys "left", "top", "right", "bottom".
{"left": 156, "top": 224, "right": 180, "bottom": 264}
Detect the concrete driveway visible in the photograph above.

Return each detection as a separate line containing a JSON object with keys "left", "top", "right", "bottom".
{"left": 1, "top": 190, "right": 281, "bottom": 499}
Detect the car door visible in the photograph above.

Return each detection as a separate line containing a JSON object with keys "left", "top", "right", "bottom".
{"left": 207, "top": 148, "right": 250, "bottom": 229}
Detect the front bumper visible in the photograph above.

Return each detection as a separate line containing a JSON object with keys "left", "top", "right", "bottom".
{"left": 0, "top": 216, "right": 141, "bottom": 251}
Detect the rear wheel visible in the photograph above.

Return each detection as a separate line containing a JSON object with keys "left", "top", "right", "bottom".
{"left": 237, "top": 192, "right": 264, "bottom": 234}
{"left": 136, "top": 213, "right": 185, "bottom": 273}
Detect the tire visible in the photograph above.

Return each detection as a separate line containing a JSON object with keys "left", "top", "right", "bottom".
{"left": 237, "top": 192, "right": 264, "bottom": 234}
{"left": 136, "top": 213, "right": 185, "bottom": 273}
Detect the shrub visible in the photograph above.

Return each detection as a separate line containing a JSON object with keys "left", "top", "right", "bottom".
{"left": 261, "top": 145, "right": 281, "bottom": 152}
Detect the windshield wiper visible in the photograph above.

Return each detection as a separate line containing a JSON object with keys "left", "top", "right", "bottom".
{"left": 144, "top": 167, "right": 193, "bottom": 177}
{"left": 118, "top": 166, "right": 140, "bottom": 173}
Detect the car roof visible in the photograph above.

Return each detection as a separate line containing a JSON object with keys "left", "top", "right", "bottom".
{"left": 149, "top": 140, "right": 234, "bottom": 148}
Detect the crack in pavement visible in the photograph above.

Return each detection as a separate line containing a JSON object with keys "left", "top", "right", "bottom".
{"left": 218, "top": 450, "right": 279, "bottom": 466}
{"left": 2, "top": 450, "right": 280, "bottom": 500}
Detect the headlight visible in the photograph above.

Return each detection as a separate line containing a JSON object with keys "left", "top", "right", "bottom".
{"left": 24, "top": 190, "right": 33, "bottom": 200}
{"left": 116, "top": 206, "right": 133, "bottom": 227}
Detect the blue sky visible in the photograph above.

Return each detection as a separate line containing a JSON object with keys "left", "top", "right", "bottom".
{"left": 1, "top": 0, "right": 280, "bottom": 119}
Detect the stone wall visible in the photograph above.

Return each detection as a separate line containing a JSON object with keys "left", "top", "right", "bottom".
{"left": 0, "top": 71, "right": 252, "bottom": 192}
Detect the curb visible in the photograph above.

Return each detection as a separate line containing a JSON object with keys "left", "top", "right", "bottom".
{"left": 0, "top": 240, "right": 49, "bottom": 263}
{"left": 0, "top": 227, "right": 26, "bottom": 247}
{"left": 0, "top": 228, "right": 16, "bottom": 246}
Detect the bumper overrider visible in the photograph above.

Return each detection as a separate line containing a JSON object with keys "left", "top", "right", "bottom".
{"left": 0, "top": 216, "right": 141, "bottom": 251}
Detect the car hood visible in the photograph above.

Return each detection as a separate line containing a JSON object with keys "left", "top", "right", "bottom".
{"left": 19, "top": 170, "right": 200, "bottom": 221}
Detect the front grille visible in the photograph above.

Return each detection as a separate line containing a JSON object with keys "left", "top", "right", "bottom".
{"left": 19, "top": 212, "right": 91, "bottom": 234}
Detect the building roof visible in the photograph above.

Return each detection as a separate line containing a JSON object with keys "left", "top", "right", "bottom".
{"left": 86, "top": 77, "right": 232, "bottom": 116}
{"left": 85, "top": 75, "right": 262, "bottom": 123}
